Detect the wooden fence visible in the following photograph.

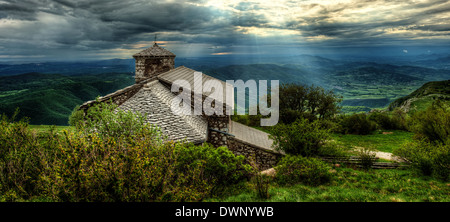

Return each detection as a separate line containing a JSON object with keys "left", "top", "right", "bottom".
{"left": 320, "top": 156, "right": 409, "bottom": 169}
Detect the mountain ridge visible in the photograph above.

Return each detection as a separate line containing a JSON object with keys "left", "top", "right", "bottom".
{"left": 388, "top": 80, "right": 450, "bottom": 113}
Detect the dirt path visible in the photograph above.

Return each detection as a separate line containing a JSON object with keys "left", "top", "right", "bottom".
{"left": 352, "top": 146, "right": 404, "bottom": 162}
{"left": 373, "top": 150, "right": 404, "bottom": 162}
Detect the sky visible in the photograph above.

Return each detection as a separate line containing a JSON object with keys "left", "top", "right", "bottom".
{"left": 0, "top": 0, "right": 450, "bottom": 61}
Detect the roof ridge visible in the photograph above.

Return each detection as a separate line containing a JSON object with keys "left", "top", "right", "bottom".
{"left": 133, "top": 44, "right": 176, "bottom": 57}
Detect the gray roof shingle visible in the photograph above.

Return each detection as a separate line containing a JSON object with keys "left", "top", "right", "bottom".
{"left": 158, "top": 66, "right": 233, "bottom": 105}
{"left": 119, "top": 80, "right": 208, "bottom": 144}
{"left": 133, "top": 43, "right": 176, "bottom": 58}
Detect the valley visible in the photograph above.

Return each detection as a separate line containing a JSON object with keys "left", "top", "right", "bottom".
{"left": 0, "top": 54, "right": 449, "bottom": 125}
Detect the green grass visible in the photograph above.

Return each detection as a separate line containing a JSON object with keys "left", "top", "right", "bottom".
{"left": 331, "top": 130, "right": 414, "bottom": 153}
{"left": 407, "top": 95, "right": 448, "bottom": 113}
{"left": 29, "top": 125, "right": 74, "bottom": 133}
{"left": 207, "top": 167, "right": 450, "bottom": 202}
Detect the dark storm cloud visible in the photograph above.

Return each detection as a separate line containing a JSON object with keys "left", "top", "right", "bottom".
{"left": 0, "top": 0, "right": 40, "bottom": 20}
{"left": 0, "top": 0, "right": 226, "bottom": 54}
{"left": 0, "top": 0, "right": 449, "bottom": 60}
{"left": 230, "top": 12, "right": 268, "bottom": 28}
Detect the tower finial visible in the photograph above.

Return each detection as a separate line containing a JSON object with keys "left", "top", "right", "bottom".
{"left": 154, "top": 34, "right": 158, "bottom": 46}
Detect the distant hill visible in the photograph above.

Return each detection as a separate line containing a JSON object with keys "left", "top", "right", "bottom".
{"left": 388, "top": 80, "right": 450, "bottom": 113}
{"left": 203, "top": 64, "right": 318, "bottom": 85}
{"left": 0, "top": 72, "right": 134, "bottom": 125}
{"left": 203, "top": 63, "right": 449, "bottom": 112}
{"left": 0, "top": 59, "right": 135, "bottom": 76}
{"left": 0, "top": 57, "right": 449, "bottom": 125}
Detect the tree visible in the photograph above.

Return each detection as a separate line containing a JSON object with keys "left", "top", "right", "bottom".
{"left": 279, "top": 83, "right": 342, "bottom": 123}
{"left": 269, "top": 118, "right": 331, "bottom": 156}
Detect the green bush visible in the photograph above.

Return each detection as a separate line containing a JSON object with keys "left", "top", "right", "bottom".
{"left": 394, "top": 140, "right": 449, "bottom": 181}
{"left": 69, "top": 100, "right": 155, "bottom": 139}
{"left": 0, "top": 103, "right": 252, "bottom": 201}
{"left": 338, "top": 113, "right": 376, "bottom": 135}
{"left": 0, "top": 111, "right": 43, "bottom": 199}
{"left": 368, "top": 109, "right": 408, "bottom": 130}
{"left": 68, "top": 105, "right": 84, "bottom": 127}
{"left": 269, "top": 118, "right": 331, "bottom": 156}
{"left": 393, "top": 101, "right": 450, "bottom": 182}
{"left": 173, "top": 143, "right": 252, "bottom": 194}
{"left": 368, "top": 111, "right": 395, "bottom": 130}
{"left": 37, "top": 132, "right": 251, "bottom": 202}
{"left": 390, "top": 108, "right": 408, "bottom": 130}
{"left": 408, "top": 101, "right": 449, "bottom": 144}
{"left": 354, "top": 147, "right": 377, "bottom": 170}
{"left": 275, "top": 155, "right": 332, "bottom": 186}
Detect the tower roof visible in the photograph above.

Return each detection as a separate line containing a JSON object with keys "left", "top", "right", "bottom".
{"left": 132, "top": 42, "right": 176, "bottom": 58}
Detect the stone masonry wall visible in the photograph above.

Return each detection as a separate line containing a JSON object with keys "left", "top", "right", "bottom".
{"left": 167, "top": 81, "right": 232, "bottom": 148}
{"left": 228, "top": 137, "right": 283, "bottom": 170}
{"left": 135, "top": 57, "right": 175, "bottom": 83}
{"left": 205, "top": 114, "right": 230, "bottom": 148}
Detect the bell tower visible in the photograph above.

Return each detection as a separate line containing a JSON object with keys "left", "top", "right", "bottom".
{"left": 132, "top": 42, "right": 176, "bottom": 83}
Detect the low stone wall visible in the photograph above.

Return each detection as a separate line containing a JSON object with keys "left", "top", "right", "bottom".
{"left": 228, "top": 137, "right": 283, "bottom": 170}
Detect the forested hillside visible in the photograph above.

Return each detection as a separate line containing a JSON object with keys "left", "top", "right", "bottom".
{"left": 0, "top": 72, "right": 134, "bottom": 125}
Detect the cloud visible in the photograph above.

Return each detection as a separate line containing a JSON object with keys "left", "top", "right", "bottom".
{"left": 0, "top": 0, "right": 449, "bottom": 60}
{"left": 211, "top": 52, "right": 232, "bottom": 55}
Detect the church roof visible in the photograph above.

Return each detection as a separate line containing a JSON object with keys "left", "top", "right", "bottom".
{"left": 119, "top": 80, "right": 208, "bottom": 144}
{"left": 132, "top": 43, "right": 176, "bottom": 58}
{"left": 158, "top": 66, "right": 233, "bottom": 105}
{"left": 79, "top": 64, "right": 232, "bottom": 145}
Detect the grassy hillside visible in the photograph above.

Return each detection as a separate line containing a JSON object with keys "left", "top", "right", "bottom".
{"left": 388, "top": 80, "right": 450, "bottom": 113}
{"left": 0, "top": 72, "right": 134, "bottom": 125}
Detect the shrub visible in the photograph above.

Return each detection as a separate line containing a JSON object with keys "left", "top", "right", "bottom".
{"left": 393, "top": 101, "right": 450, "bottom": 181}
{"left": 0, "top": 110, "right": 46, "bottom": 199}
{"left": 254, "top": 174, "right": 271, "bottom": 199}
{"left": 68, "top": 105, "right": 84, "bottom": 127}
{"left": 368, "top": 111, "right": 394, "bottom": 130}
{"left": 408, "top": 100, "right": 450, "bottom": 144}
{"left": 1, "top": 103, "right": 252, "bottom": 201}
{"left": 368, "top": 109, "right": 408, "bottom": 130}
{"left": 38, "top": 131, "right": 251, "bottom": 202}
{"left": 390, "top": 108, "right": 408, "bottom": 130}
{"left": 338, "top": 113, "right": 376, "bottom": 135}
{"left": 354, "top": 147, "right": 377, "bottom": 170}
{"left": 269, "top": 118, "right": 331, "bottom": 156}
{"left": 394, "top": 140, "right": 449, "bottom": 181}
{"left": 275, "top": 155, "right": 332, "bottom": 186}
{"left": 69, "top": 100, "right": 156, "bottom": 139}
{"left": 173, "top": 143, "right": 252, "bottom": 194}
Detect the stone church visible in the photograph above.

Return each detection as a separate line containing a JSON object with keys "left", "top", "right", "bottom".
{"left": 79, "top": 42, "right": 282, "bottom": 169}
